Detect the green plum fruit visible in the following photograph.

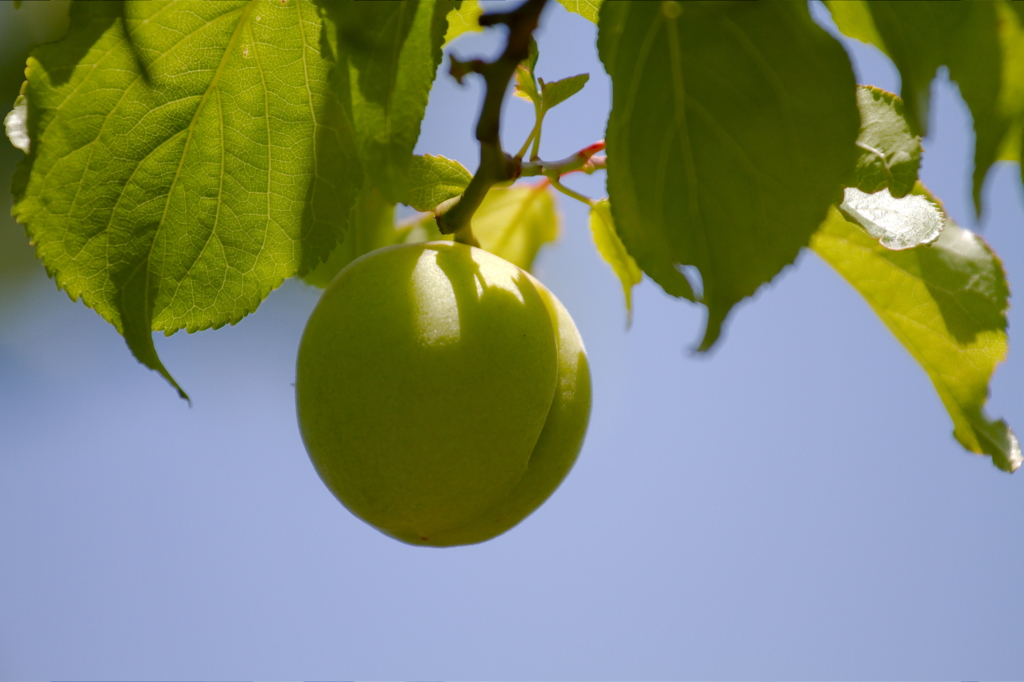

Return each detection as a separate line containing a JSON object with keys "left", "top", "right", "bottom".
{"left": 295, "top": 241, "right": 591, "bottom": 547}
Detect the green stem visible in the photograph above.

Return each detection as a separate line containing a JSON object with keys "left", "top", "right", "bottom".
{"left": 549, "top": 177, "right": 596, "bottom": 208}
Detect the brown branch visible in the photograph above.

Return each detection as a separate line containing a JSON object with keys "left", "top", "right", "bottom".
{"left": 436, "top": 0, "right": 549, "bottom": 236}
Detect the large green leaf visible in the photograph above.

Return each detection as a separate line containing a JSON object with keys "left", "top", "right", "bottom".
{"left": 827, "top": 1, "right": 1014, "bottom": 214}
{"left": 321, "top": 0, "right": 453, "bottom": 203}
{"left": 598, "top": 0, "right": 859, "bottom": 349}
{"left": 811, "top": 199, "right": 1020, "bottom": 472}
{"left": 852, "top": 86, "right": 921, "bottom": 198}
{"left": 11, "top": 0, "right": 360, "bottom": 398}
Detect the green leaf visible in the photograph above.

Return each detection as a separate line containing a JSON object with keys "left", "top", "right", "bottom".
{"left": 444, "top": 0, "right": 482, "bottom": 46}
{"left": 11, "top": 0, "right": 360, "bottom": 398}
{"left": 598, "top": 0, "right": 859, "bottom": 349}
{"left": 303, "top": 187, "right": 398, "bottom": 288}
{"left": 541, "top": 72, "right": 589, "bottom": 111}
{"left": 514, "top": 64, "right": 542, "bottom": 106}
{"left": 524, "top": 35, "right": 540, "bottom": 76}
{"left": 839, "top": 187, "right": 943, "bottom": 251}
{"left": 1011, "top": 1, "right": 1024, "bottom": 27}
{"left": 852, "top": 85, "right": 921, "bottom": 198}
{"left": 322, "top": 0, "right": 453, "bottom": 203}
{"left": 830, "top": 1, "right": 1010, "bottom": 214}
{"left": 811, "top": 199, "right": 1020, "bottom": 472}
{"left": 513, "top": 38, "right": 542, "bottom": 106}
{"left": 471, "top": 183, "right": 558, "bottom": 273}
{"left": 400, "top": 154, "right": 471, "bottom": 213}
{"left": 822, "top": 0, "right": 887, "bottom": 54}
{"left": 996, "top": 2, "right": 1024, "bottom": 163}
{"left": 400, "top": 183, "right": 558, "bottom": 273}
{"left": 589, "top": 199, "right": 641, "bottom": 327}
{"left": 556, "top": 0, "right": 602, "bottom": 25}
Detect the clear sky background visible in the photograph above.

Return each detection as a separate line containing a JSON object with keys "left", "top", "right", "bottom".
{"left": 1, "top": 1, "right": 1022, "bottom": 679}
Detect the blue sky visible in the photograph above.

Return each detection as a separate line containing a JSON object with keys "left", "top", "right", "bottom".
{"left": 1, "top": 1, "right": 1022, "bottom": 678}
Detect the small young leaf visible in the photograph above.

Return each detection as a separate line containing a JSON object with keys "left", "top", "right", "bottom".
{"left": 513, "top": 38, "right": 542, "bottom": 105}
{"left": 524, "top": 36, "right": 540, "bottom": 76}
{"left": 852, "top": 85, "right": 921, "bottom": 197}
{"left": 839, "top": 187, "right": 943, "bottom": 251}
{"left": 444, "top": 0, "right": 483, "bottom": 45}
{"left": 514, "top": 64, "right": 542, "bottom": 106}
{"left": 401, "top": 154, "right": 472, "bottom": 212}
{"left": 556, "top": 0, "right": 602, "bottom": 24}
{"left": 541, "top": 73, "right": 589, "bottom": 111}
{"left": 589, "top": 199, "right": 642, "bottom": 326}
{"left": 811, "top": 201, "right": 1020, "bottom": 472}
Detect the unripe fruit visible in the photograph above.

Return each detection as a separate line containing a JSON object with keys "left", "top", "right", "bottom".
{"left": 295, "top": 241, "right": 591, "bottom": 546}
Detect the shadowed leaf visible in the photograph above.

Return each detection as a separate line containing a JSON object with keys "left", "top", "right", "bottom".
{"left": 321, "top": 0, "right": 454, "bottom": 203}
{"left": 852, "top": 86, "right": 921, "bottom": 198}
{"left": 599, "top": 0, "right": 859, "bottom": 349}
{"left": 827, "top": 0, "right": 1014, "bottom": 215}
{"left": 304, "top": 187, "right": 398, "bottom": 288}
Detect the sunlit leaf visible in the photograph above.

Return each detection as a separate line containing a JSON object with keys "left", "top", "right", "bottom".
{"left": 589, "top": 199, "right": 641, "bottom": 326}
{"left": 10, "top": 0, "right": 360, "bottom": 398}
{"left": 513, "top": 37, "right": 542, "bottom": 106}
{"left": 598, "top": 0, "right": 859, "bottom": 349}
{"left": 541, "top": 73, "right": 589, "bottom": 111}
{"left": 811, "top": 200, "right": 1020, "bottom": 472}
{"left": 556, "top": 0, "right": 601, "bottom": 25}
{"left": 400, "top": 154, "right": 471, "bottom": 213}
{"left": 822, "top": 0, "right": 886, "bottom": 53}
{"left": 852, "top": 86, "right": 920, "bottom": 198}
{"left": 471, "top": 183, "right": 558, "bottom": 272}
{"left": 322, "top": 0, "right": 454, "bottom": 203}
{"left": 400, "top": 183, "right": 558, "bottom": 273}
{"left": 514, "top": 64, "right": 541, "bottom": 105}
{"left": 996, "top": 2, "right": 1024, "bottom": 163}
{"left": 839, "top": 187, "right": 943, "bottom": 251}
{"left": 444, "top": 0, "right": 482, "bottom": 46}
